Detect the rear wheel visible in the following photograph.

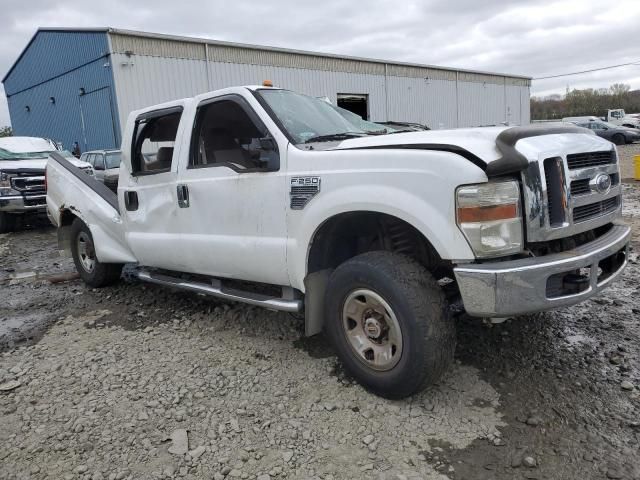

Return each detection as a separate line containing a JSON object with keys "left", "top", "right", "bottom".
{"left": 612, "top": 133, "right": 626, "bottom": 145}
{"left": 0, "top": 212, "right": 16, "bottom": 234}
{"left": 325, "top": 251, "right": 455, "bottom": 398}
{"left": 70, "top": 218, "right": 122, "bottom": 287}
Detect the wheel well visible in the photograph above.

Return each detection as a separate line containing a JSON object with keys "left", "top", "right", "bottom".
{"left": 60, "top": 209, "right": 76, "bottom": 226}
{"left": 307, "top": 212, "right": 447, "bottom": 277}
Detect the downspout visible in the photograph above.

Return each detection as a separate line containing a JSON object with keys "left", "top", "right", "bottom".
{"left": 455, "top": 71, "right": 460, "bottom": 128}
{"left": 205, "top": 43, "right": 212, "bottom": 92}
{"left": 384, "top": 63, "right": 389, "bottom": 121}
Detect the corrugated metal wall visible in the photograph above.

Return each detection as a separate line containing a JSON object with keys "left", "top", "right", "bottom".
{"left": 110, "top": 32, "right": 531, "bottom": 131}
{"left": 3, "top": 31, "right": 121, "bottom": 151}
{"left": 3, "top": 29, "right": 531, "bottom": 151}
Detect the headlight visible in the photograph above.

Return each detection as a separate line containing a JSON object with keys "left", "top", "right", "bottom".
{"left": 0, "top": 171, "right": 19, "bottom": 196}
{"left": 456, "top": 180, "right": 523, "bottom": 258}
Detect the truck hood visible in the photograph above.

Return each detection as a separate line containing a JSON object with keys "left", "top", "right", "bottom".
{"left": 0, "top": 156, "right": 91, "bottom": 172}
{"left": 329, "top": 124, "right": 606, "bottom": 176}
{"left": 330, "top": 126, "right": 509, "bottom": 163}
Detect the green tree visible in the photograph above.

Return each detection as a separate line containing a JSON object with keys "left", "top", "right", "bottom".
{"left": 0, "top": 126, "right": 11, "bottom": 137}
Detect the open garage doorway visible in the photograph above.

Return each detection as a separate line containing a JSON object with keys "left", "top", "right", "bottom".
{"left": 337, "top": 94, "right": 369, "bottom": 120}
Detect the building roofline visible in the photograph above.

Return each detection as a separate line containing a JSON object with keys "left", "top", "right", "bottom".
{"left": 3, "top": 26, "right": 532, "bottom": 84}
{"left": 2, "top": 27, "right": 110, "bottom": 83}
{"left": 106, "top": 27, "right": 532, "bottom": 80}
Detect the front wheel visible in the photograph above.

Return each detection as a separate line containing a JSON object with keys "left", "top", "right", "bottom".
{"left": 612, "top": 133, "right": 626, "bottom": 145}
{"left": 70, "top": 218, "right": 123, "bottom": 287}
{"left": 325, "top": 251, "right": 455, "bottom": 399}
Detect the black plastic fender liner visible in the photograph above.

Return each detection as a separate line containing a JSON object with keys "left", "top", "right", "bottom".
{"left": 487, "top": 124, "right": 594, "bottom": 176}
{"left": 49, "top": 152, "right": 120, "bottom": 214}
{"left": 339, "top": 143, "right": 487, "bottom": 171}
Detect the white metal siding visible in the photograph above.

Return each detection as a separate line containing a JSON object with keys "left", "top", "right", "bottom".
{"left": 458, "top": 82, "right": 506, "bottom": 127}
{"left": 386, "top": 76, "right": 458, "bottom": 128}
{"left": 207, "top": 61, "right": 388, "bottom": 120}
{"left": 110, "top": 45, "right": 531, "bottom": 134}
{"left": 111, "top": 54, "right": 208, "bottom": 129}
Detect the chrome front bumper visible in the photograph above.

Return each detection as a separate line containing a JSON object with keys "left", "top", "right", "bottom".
{"left": 0, "top": 194, "right": 47, "bottom": 213}
{"left": 454, "top": 222, "right": 631, "bottom": 317}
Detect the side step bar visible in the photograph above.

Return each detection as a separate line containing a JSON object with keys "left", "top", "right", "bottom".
{"left": 134, "top": 270, "right": 303, "bottom": 313}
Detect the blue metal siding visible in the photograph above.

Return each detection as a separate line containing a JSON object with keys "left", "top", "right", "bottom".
{"left": 4, "top": 30, "right": 109, "bottom": 95}
{"left": 4, "top": 31, "right": 120, "bottom": 151}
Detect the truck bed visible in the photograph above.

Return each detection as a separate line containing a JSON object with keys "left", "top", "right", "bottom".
{"left": 46, "top": 152, "right": 135, "bottom": 264}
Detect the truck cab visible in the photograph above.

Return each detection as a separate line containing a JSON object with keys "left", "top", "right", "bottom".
{"left": 46, "top": 86, "right": 630, "bottom": 398}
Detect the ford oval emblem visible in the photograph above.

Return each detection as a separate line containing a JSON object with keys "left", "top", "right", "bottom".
{"left": 594, "top": 173, "right": 612, "bottom": 194}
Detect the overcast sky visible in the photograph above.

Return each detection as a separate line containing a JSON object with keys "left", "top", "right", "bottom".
{"left": 1, "top": 0, "right": 639, "bottom": 127}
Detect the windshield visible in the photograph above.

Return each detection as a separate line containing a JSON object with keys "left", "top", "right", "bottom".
{"left": 0, "top": 148, "right": 70, "bottom": 161}
{"left": 105, "top": 152, "right": 122, "bottom": 169}
{"left": 329, "top": 104, "right": 390, "bottom": 134}
{"left": 257, "top": 89, "right": 375, "bottom": 143}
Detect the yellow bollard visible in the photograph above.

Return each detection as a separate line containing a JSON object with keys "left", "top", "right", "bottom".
{"left": 636, "top": 155, "right": 640, "bottom": 181}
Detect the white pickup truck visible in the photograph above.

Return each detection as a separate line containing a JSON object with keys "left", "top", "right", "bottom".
{"left": 46, "top": 86, "right": 630, "bottom": 398}
{"left": 0, "top": 136, "right": 93, "bottom": 233}
{"left": 606, "top": 109, "right": 640, "bottom": 129}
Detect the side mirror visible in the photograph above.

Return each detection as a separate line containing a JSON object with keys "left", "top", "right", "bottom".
{"left": 94, "top": 163, "right": 105, "bottom": 171}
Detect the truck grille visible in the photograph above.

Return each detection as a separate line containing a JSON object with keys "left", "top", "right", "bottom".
{"left": 10, "top": 174, "right": 45, "bottom": 194}
{"left": 570, "top": 173, "right": 619, "bottom": 196}
{"left": 522, "top": 147, "right": 622, "bottom": 242}
{"left": 566, "top": 151, "right": 615, "bottom": 169}
{"left": 573, "top": 197, "right": 620, "bottom": 223}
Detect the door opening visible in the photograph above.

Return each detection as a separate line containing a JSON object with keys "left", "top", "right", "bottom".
{"left": 337, "top": 94, "right": 369, "bottom": 120}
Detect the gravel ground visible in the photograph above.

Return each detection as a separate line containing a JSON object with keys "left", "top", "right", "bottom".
{"left": 1, "top": 185, "right": 639, "bottom": 480}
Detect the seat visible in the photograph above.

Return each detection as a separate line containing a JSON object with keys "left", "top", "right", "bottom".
{"left": 204, "top": 128, "right": 255, "bottom": 169}
{"left": 146, "top": 146, "right": 173, "bottom": 171}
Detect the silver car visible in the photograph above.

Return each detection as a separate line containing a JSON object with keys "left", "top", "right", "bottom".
{"left": 80, "top": 150, "right": 120, "bottom": 192}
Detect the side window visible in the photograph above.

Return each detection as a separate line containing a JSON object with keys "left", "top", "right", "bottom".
{"left": 189, "top": 96, "right": 278, "bottom": 172}
{"left": 132, "top": 109, "right": 182, "bottom": 175}
{"left": 94, "top": 154, "right": 105, "bottom": 170}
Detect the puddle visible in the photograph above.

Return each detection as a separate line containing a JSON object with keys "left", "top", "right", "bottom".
{"left": 0, "top": 311, "right": 56, "bottom": 350}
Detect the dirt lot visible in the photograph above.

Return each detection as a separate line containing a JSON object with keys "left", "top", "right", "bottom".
{"left": 1, "top": 185, "right": 640, "bottom": 480}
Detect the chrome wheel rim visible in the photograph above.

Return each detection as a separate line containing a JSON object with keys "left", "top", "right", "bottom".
{"left": 77, "top": 231, "right": 95, "bottom": 273}
{"left": 342, "top": 289, "right": 403, "bottom": 371}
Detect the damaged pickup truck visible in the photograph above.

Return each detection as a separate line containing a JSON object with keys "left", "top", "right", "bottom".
{"left": 0, "top": 136, "right": 93, "bottom": 233}
{"left": 46, "top": 86, "right": 630, "bottom": 398}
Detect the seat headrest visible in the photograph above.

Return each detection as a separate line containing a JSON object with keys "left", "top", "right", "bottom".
{"left": 155, "top": 147, "right": 174, "bottom": 168}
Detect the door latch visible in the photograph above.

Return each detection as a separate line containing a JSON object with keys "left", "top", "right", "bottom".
{"left": 124, "top": 191, "right": 138, "bottom": 211}
{"left": 177, "top": 184, "right": 190, "bottom": 208}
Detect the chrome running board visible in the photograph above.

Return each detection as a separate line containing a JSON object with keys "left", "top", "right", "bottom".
{"left": 135, "top": 269, "right": 303, "bottom": 313}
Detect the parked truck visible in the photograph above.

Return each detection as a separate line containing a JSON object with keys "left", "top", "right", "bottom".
{"left": 0, "top": 136, "right": 93, "bottom": 233}
{"left": 46, "top": 86, "right": 630, "bottom": 398}
{"left": 604, "top": 109, "right": 640, "bottom": 129}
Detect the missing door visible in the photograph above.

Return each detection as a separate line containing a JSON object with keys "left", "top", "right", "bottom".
{"left": 337, "top": 94, "right": 369, "bottom": 120}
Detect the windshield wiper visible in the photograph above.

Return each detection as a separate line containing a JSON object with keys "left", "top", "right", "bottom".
{"left": 304, "top": 132, "right": 368, "bottom": 143}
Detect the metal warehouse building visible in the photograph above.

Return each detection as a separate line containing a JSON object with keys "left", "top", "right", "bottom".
{"left": 3, "top": 28, "right": 531, "bottom": 151}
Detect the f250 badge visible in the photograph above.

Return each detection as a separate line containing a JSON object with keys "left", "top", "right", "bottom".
{"left": 290, "top": 176, "right": 321, "bottom": 210}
